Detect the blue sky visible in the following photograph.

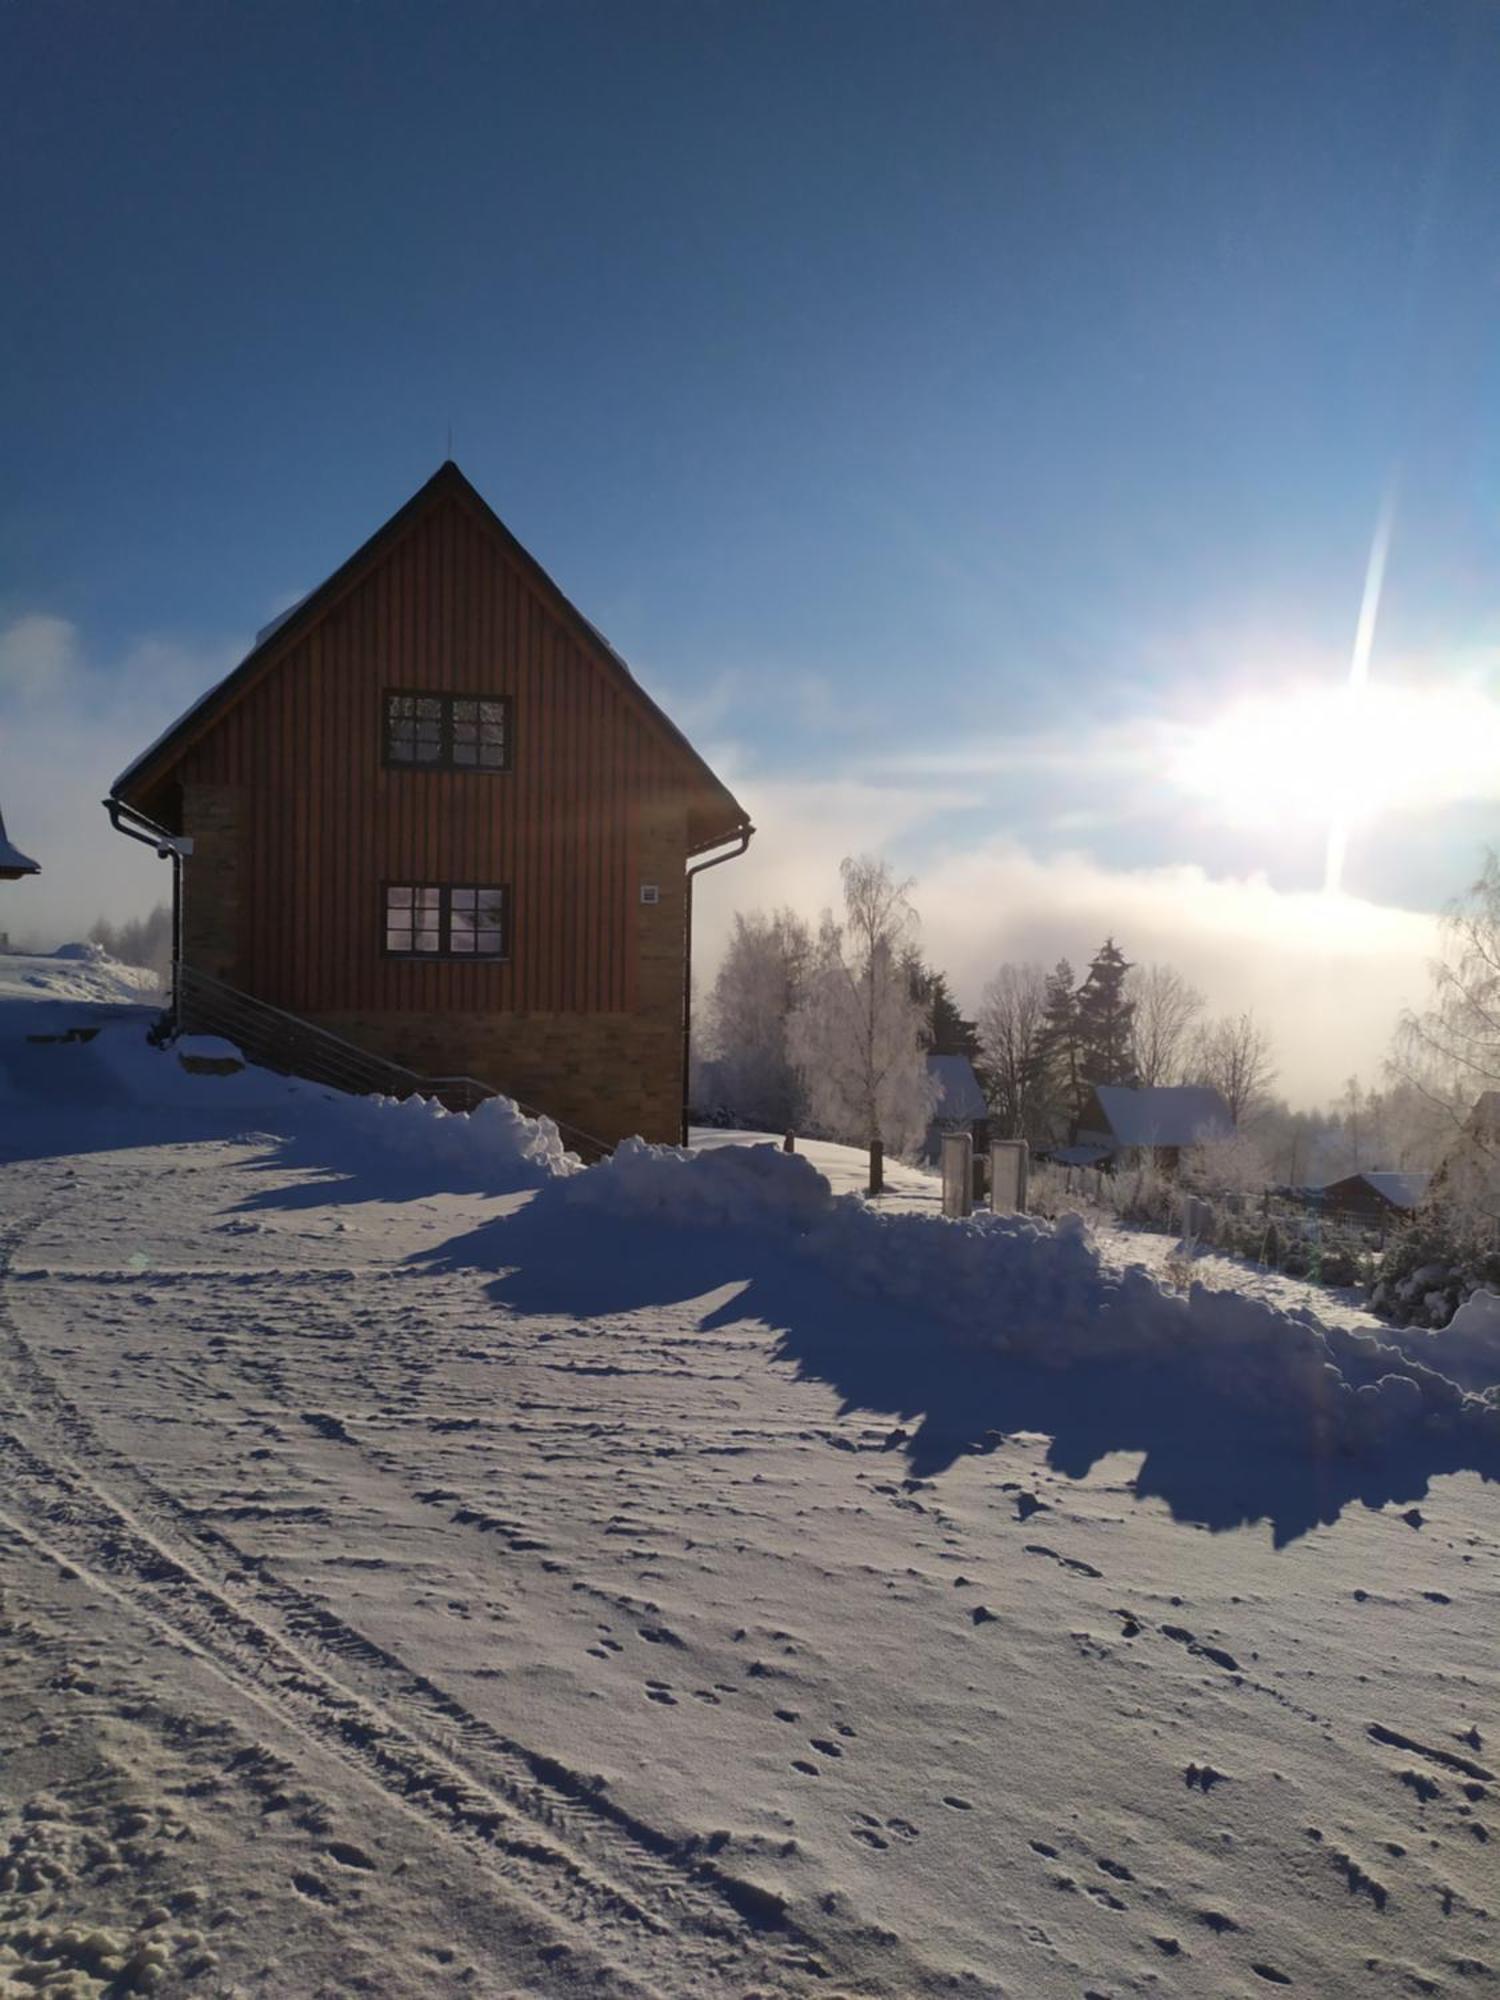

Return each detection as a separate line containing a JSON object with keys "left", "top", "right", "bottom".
{"left": 4, "top": 0, "right": 1500, "bottom": 1098}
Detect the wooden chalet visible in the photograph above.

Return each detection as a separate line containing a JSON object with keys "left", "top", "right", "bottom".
{"left": 1316, "top": 1171, "right": 1430, "bottom": 1224}
{"left": 1070, "top": 1082, "right": 1234, "bottom": 1172}
{"left": 108, "top": 462, "right": 752, "bottom": 1146}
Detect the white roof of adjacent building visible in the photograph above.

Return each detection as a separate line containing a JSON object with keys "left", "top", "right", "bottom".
{"left": 0, "top": 805, "right": 39, "bottom": 876}
{"left": 927, "top": 1053, "right": 988, "bottom": 1123}
{"left": 1082, "top": 1083, "right": 1234, "bottom": 1148}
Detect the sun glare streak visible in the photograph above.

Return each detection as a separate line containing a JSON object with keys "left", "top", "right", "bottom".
{"left": 1323, "top": 482, "right": 1399, "bottom": 895}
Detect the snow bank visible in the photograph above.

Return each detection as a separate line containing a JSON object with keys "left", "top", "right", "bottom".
{"left": 6, "top": 1016, "right": 579, "bottom": 1193}
{"left": 1393, "top": 1288, "right": 1500, "bottom": 1393}
{"left": 0, "top": 945, "right": 160, "bottom": 1018}
{"left": 318, "top": 1088, "right": 579, "bottom": 1186}
{"left": 564, "top": 1136, "right": 831, "bottom": 1228}
{"left": 566, "top": 1138, "right": 1500, "bottom": 1459}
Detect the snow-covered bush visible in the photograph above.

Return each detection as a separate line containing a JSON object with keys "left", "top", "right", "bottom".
{"left": 1370, "top": 1211, "right": 1500, "bottom": 1328}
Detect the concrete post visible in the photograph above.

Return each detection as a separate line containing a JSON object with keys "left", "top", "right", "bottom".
{"left": 941, "top": 1130, "right": 974, "bottom": 1218}
{"left": 990, "top": 1139, "right": 1029, "bottom": 1214}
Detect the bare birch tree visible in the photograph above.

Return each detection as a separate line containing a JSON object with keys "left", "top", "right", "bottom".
{"left": 1190, "top": 1010, "right": 1276, "bottom": 1127}
{"left": 788, "top": 856, "right": 936, "bottom": 1191}
{"left": 1127, "top": 962, "right": 1205, "bottom": 1088}
{"left": 977, "top": 961, "right": 1052, "bottom": 1139}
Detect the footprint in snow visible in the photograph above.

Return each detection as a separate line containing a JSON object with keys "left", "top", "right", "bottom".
{"left": 325, "top": 1842, "right": 376, "bottom": 1872}
{"left": 644, "top": 1683, "right": 677, "bottom": 1705}
{"left": 1024, "top": 1543, "right": 1103, "bottom": 1578}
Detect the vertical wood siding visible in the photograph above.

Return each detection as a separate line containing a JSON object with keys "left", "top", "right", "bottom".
{"left": 179, "top": 493, "right": 693, "bottom": 1016}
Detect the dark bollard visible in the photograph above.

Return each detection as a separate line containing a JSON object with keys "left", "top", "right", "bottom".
{"left": 868, "top": 1138, "right": 884, "bottom": 1196}
{"left": 783, "top": 1131, "right": 796, "bottom": 1154}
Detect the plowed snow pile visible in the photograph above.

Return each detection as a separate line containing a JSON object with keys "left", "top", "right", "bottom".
{"left": 570, "top": 1136, "right": 1500, "bottom": 1456}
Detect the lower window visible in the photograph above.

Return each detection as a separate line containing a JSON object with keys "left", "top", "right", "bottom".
{"left": 384, "top": 883, "right": 508, "bottom": 959}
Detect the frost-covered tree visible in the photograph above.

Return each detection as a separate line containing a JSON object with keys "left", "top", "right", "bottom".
{"left": 977, "top": 962, "right": 1054, "bottom": 1140}
{"left": 1075, "top": 938, "right": 1138, "bottom": 1090}
{"left": 1180, "top": 1125, "right": 1272, "bottom": 1198}
{"left": 1397, "top": 850, "right": 1500, "bottom": 1096}
{"left": 703, "top": 907, "right": 812, "bottom": 1130}
{"left": 89, "top": 902, "right": 173, "bottom": 982}
{"left": 1127, "top": 962, "right": 1204, "bottom": 1089}
{"left": 1389, "top": 858, "right": 1500, "bottom": 1223}
{"left": 1190, "top": 1010, "right": 1276, "bottom": 1127}
{"left": 788, "top": 856, "right": 937, "bottom": 1191}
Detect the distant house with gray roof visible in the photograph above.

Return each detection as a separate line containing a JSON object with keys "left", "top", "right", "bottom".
{"left": 1069, "top": 1082, "right": 1235, "bottom": 1172}
{"left": 922, "top": 1052, "right": 988, "bottom": 1163}
{"left": 1317, "top": 1170, "right": 1430, "bottom": 1223}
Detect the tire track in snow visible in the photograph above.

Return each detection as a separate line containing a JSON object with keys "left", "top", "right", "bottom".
{"left": 0, "top": 1220, "right": 894, "bottom": 1995}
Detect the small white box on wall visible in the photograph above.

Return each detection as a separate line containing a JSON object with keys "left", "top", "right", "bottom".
{"left": 639, "top": 883, "right": 660, "bottom": 905}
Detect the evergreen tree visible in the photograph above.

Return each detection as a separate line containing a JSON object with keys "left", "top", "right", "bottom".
{"left": 903, "top": 956, "right": 981, "bottom": 1059}
{"left": 1038, "top": 958, "right": 1083, "bottom": 1131}
{"left": 1075, "top": 938, "right": 1139, "bottom": 1092}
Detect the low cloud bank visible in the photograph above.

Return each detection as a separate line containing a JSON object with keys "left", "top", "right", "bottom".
{"left": 692, "top": 775, "right": 1438, "bottom": 1104}
{"left": 0, "top": 613, "right": 241, "bottom": 946}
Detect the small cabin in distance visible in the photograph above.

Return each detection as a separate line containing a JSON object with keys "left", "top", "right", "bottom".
{"left": 108, "top": 462, "right": 752, "bottom": 1147}
{"left": 1071, "top": 1082, "right": 1235, "bottom": 1173}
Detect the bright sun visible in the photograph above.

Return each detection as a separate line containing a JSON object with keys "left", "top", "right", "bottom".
{"left": 1167, "top": 680, "right": 1500, "bottom": 887}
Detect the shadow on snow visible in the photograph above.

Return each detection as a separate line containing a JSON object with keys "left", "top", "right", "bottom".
{"left": 404, "top": 1188, "right": 1500, "bottom": 1549}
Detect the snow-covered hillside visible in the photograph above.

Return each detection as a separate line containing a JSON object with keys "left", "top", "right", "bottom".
{"left": 1, "top": 1022, "right": 1496, "bottom": 1997}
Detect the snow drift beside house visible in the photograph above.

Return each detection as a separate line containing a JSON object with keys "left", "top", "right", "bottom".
{"left": 565, "top": 1136, "right": 1500, "bottom": 1457}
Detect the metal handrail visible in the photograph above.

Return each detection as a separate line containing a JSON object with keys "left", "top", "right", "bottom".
{"left": 175, "top": 964, "right": 610, "bottom": 1159}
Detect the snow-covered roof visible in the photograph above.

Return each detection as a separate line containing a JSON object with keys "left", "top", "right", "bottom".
{"left": 0, "top": 804, "right": 39, "bottom": 877}
{"left": 1082, "top": 1083, "right": 1234, "bottom": 1148}
{"left": 927, "top": 1053, "right": 987, "bottom": 1123}
{"left": 1323, "top": 1170, "right": 1430, "bottom": 1210}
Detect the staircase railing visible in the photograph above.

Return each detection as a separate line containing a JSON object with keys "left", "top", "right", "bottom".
{"left": 175, "top": 964, "right": 610, "bottom": 1161}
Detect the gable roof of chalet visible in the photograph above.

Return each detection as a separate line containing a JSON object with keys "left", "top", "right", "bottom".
{"left": 1320, "top": 1169, "right": 1430, "bottom": 1211}
{"left": 927, "top": 1053, "right": 988, "bottom": 1124}
{"left": 0, "top": 801, "right": 39, "bottom": 878}
{"left": 111, "top": 461, "right": 750, "bottom": 854}
{"left": 1079, "top": 1082, "right": 1234, "bottom": 1149}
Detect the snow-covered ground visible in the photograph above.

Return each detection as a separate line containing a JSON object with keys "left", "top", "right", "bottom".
{"left": 2, "top": 996, "right": 1497, "bottom": 1998}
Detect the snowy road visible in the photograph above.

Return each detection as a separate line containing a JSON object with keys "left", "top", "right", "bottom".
{"left": 2, "top": 1097, "right": 1497, "bottom": 1997}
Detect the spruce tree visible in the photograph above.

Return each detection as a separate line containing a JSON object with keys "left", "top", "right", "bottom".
{"left": 1039, "top": 958, "right": 1083, "bottom": 1131}
{"left": 904, "top": 956, "right": 980, "bottom": 1058}
{"left": 1075, "top": 938, "right": 1139, "bottom": 1091}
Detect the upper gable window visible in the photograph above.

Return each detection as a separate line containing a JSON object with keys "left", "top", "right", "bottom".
{"left": 384, "top": 691, "right": 510, "bottom": 771}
